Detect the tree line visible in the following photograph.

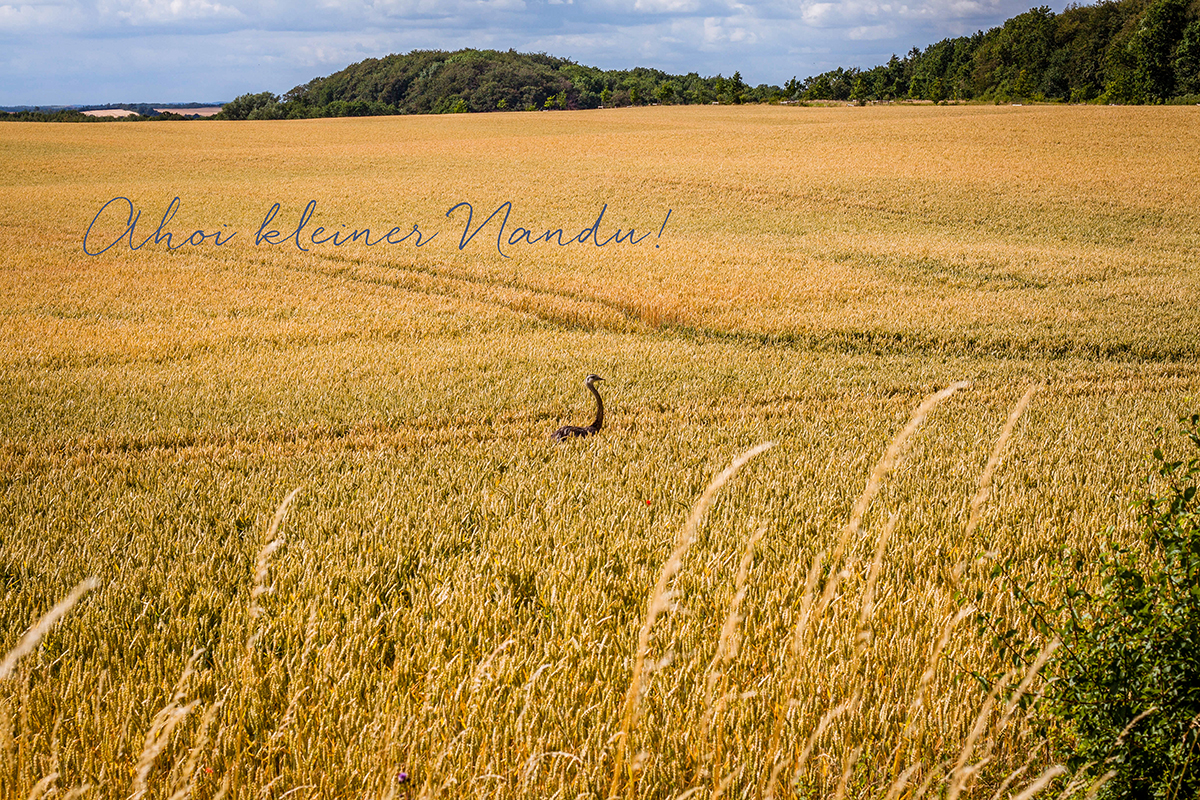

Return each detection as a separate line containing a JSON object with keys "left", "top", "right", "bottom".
{"left": 795, "top": 0, "right": 1200, "bottom": 103}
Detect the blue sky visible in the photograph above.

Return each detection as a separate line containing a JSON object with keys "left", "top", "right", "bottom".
{"left": 2, "top": 0, "right": 1062, "bottom": 105}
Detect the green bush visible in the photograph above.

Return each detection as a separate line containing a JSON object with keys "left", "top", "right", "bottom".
{"left": 215, "top": 92, "right": 280, "bottom": 120}
{"left": 1006, "top": 415, "right": 1200, "bottom": 798}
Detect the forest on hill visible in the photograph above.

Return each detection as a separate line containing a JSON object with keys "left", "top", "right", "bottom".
{"left": 213, "top": 49, "right": 776, "bottom": 119}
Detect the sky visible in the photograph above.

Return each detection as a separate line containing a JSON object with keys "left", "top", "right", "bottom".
{"left": 1, "top": 0, "right": 1066, "bottom": 105}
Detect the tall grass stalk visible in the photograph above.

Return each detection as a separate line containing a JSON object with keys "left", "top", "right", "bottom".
{"left": 0, "top": 578, "right": 98, "bottom": 681}
{"left": 945, "top": 672, "right": 1009, "bottom": 800}
{"left": 130, "top": 649, "right": 203, "bottom": 798}
{"left": 762, "top": 382, "right": 968, "bottom": 799}
{"left": 25, "top": 772, "right": 57, "bottom": 800}
{"left": 1081, "top": 770, "right": 1118, "bottom": 800}
{"left": 904, "top": 607, "right": 975, "bottom": 727}
{"left": 0, "top": 578, "right": 95, "bottom": 800}
{"left": 610, "top": 441, "right": 775, "bottom": 799}
{"left": 781, "top": 699, "right": 854, "bottom": 798}
{"left": 984, "top": 743, "right": 1042, "bottom": 800}
{"left": 856, "top": 509, "right": 901, "bottom": 657}
{"left": 167, "top": 699, "right": 222, "bottom": 800}
{"left": 246, "top": 487, "right": 302, "bottom": 654}
{"left": 831, "top": 745, "right": 864, "bottom": 800}
{"left": 882, "top": 763, "right": 923, "bottom": 800}
{"left": 820, "top": 381, "right": 970, "bottom": 618}
{"left": 963, "top": 384, "right": 1042, "bottom": 550}
{"left": 696, "top": 524, "right": 766, "bottom": 788}
{"left": 1009, "top": 767, "right": 1069, "bottom": 800}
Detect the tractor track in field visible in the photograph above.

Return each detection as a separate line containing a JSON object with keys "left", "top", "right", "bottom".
{"left": 283, "top": 250, "right": 657, "bottom": 335}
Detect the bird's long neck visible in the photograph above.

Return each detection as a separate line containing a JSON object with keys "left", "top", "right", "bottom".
{"left": 588, "top": 382, "right": 604, "bottom": 432}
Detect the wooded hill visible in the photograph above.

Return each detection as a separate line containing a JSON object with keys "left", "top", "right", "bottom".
{"left": 216, "top": 50, "right": 777, "bottom": 119}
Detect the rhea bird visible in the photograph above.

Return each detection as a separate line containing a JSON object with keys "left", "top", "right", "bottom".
{"left": 551, "top": 374, "right": 605, "bottom": 441}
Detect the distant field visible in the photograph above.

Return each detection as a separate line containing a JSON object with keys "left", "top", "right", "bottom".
{"left": 75, "top": 107, "right": 222, "bottom": 118}
{"left": 154, "top": 107, "right": 223, "bottom": 116}
{"left": 2, "top": 105, "right": 1199, "bottom": 799}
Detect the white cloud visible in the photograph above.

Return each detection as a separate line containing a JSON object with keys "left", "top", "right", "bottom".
{"left": 702, "top": 15, "right": 761, "bottom": 45}
{"left": 634, "top": 0, "right": 701, "bottom": 12}
{"left": 0, "top": 1, "right": 85, "bottom": 31}
{"left": 799, "top": 1, "right": 834, "bottom": 24}
{"left": 799, "top": 0, "right": 1010, "bottom": 28}
{"left": 96, "top": 0, "right": 244, "bottom": 24}
{"left": 847, "top": 23, "right": 894, "bottom": 39}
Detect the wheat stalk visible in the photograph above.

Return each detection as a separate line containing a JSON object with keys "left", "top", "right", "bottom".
{"left": 696, "top": 523, "right": 766, "bottom": 782}
{"left": 0, "top": 578, "right": 98, "bottom": 681}
{"left": 167, "top": 699, "right": 223, "bottom": 800}
{"left": 761, "top": 383, "right": 968, "bottom": 798}
{"left": 856, "top": 509, "right": 901, "bottom": 657}
{"left": 816, "top": 381, "right": 970, "bottom": 619}
{"left": 609, "top": 441, "right": 775, "bottom": 799}
{"left": 131, "top": 649, "right": 204, "bottom": 799}
{"left": 964, "top": 384, "right": 1042, "bottom": 543}
{"left": 1009, "top": 766, "right": 1069, "bottom": 800}
{"left": 246, "top": 487, "right": 302, "bottom": 655}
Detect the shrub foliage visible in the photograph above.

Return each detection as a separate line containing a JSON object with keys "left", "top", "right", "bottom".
{"left": 992, "top": 416, "right": 1200, "bottom": 798}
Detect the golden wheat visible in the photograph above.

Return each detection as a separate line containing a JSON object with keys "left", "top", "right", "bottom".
{"left": 1, "top": 104, "right": 1199, "bottom": 798}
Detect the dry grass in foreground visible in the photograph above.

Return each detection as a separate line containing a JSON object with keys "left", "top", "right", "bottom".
{"left": 4, "top": 362, "right": 1185, "bottom": 799}
{"left": 2, "top": 105, "right": 1199, "bottom": 798}
{"left": 2, "top": 384, "right": 1067, "bottom": 799}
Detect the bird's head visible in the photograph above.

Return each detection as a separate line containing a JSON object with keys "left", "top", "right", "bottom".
{"left": 585, "top": 374, "right": 605, "bottom": 386}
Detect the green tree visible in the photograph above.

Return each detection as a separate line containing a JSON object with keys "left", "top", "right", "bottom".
{"left": 247, "top": 103, "right": 285, "bottom": 120}
{"left": 1102, "top": 27, "right": 1143, "bottom": 103}
{"left": 713, "top": 75, "right": 726, "bottom": 102}
{"left": 849, "top": 74, "right": 870, "bottom": 101}
{"left": 972, "top": 7, "right": 1056, "bottom": 99}
{"left": 729, "top": 71, "right": 747, "bottom": 103}
{"left": 1133, "top": 0, "right": 1188, "bottom": 100}
{"left": 807, "top": 74, "right": 833, "bottom": 99}
{"left": 1014, "top": 67, "right": 1038, "bottom": 98}
{"left": 216, "top": 92, "right": 279, "bottom": 120}
{"left": 1173, "top": 19, "right": 1200, "bottom": 94}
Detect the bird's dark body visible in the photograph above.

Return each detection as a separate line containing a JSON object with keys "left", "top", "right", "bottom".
{"left": 551, "top": 425, "right": 595, "bottom": 441}
{"left": 552, "top": 374, "right": 604, "bottom": 441}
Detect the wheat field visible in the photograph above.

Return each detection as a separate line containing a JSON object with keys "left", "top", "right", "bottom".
{"left": 2, "top": 104, "right": 1199, "bottom": 799}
